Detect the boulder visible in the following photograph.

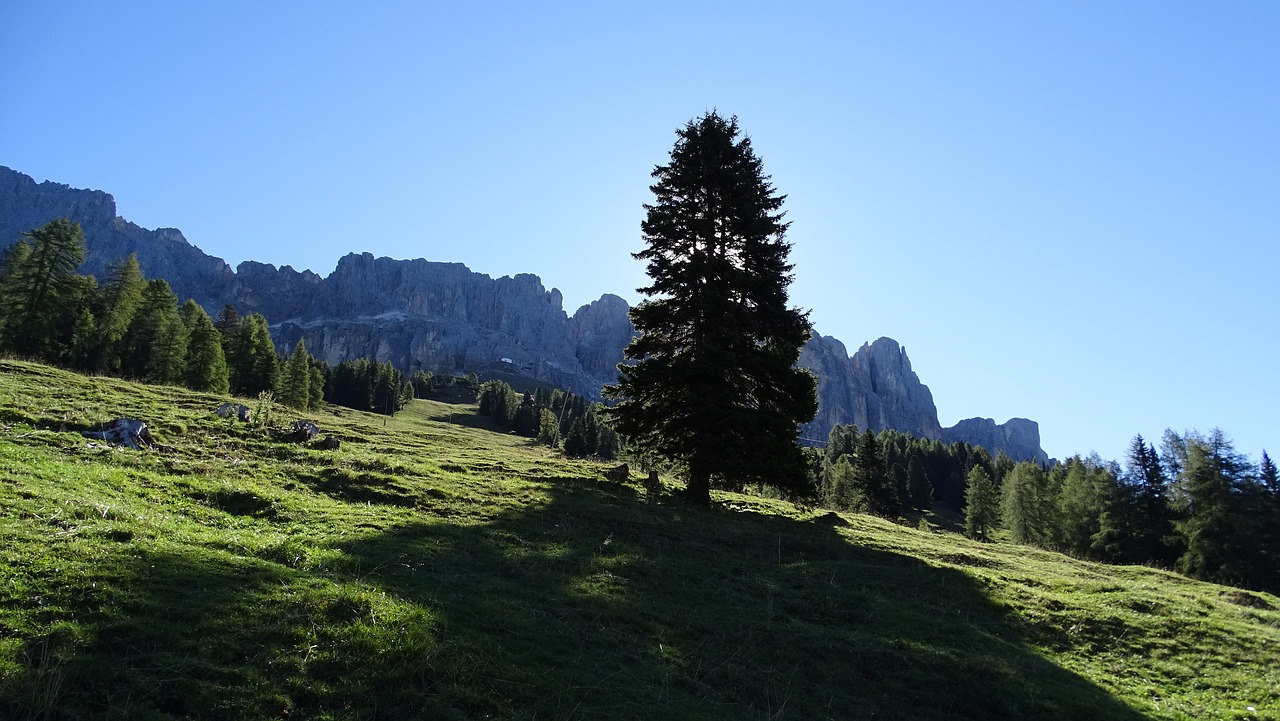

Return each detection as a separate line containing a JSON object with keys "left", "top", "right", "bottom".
{"left": 215, "top": 403, "right": 251, "bottom": 423}
{"left": 272, "top": 420, "right": 320, "bottom": 444}
{"left": 82, "top": 419, "right": 175, "bottom": 452}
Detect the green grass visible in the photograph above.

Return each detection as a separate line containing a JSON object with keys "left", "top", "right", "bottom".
{"left": 0, "top": 359, "right": 1277, "bottom": 720}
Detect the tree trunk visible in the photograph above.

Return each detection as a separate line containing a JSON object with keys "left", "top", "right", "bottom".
{"left": 686, "top": 465, "right": 712, "bottom": 505}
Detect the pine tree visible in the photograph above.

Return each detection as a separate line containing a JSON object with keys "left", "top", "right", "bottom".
{"left": 563, "top": 416, "right": 591, "bottom": 458}
{"left": 308, "top": 359, "right": 327, "bottom": 410}
{"left": 234, "top": 314, "right": 279, "bottom": 395}
{"left": 853, "top": 429, "right": 901, "bottom": 518}
{"left": 279, "top": 339, "right": 313, "bottom": 409}
{"left": 964, "top": 466, "right": 999, "bottom": 541}
{"left": 122, "top": 279, "right": 188, "bottom": 384}
{"left": 1123, "top": 435, "right": 1176, "bottom": 565}
{"left": 92, "top": 253, "right": 145, "bottom": 373}
{"left": 0, "top": 218, "right": 88, "bottom": 360}
{"left": 181, "top": 300, "right": 230, "bottom": 394}
{"left": 826, "top": 456, "right": 858, "bottom": 510}
{"left": 1054, "top": 455, "right": 1124, "bottom": 560}
{"left": 1175, "top": 430, "right": 1269, "bottom": 588}
{"left": 605, "top": 112, "right": 817, "bottom": 503}
{"left": 537, "top": 407, "right": 560, "bottom": 447}
{"left": 1260, "top": 451, "right": 1279, "bottom": 499}
{"left": 907, "top": 456, "right": 932, "bottom": 511}
{"left": 1000, "top": 461, "right": 1053, "bottom": 545}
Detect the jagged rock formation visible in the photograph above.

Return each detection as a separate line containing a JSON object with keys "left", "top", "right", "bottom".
{"left": 795, "top": 334, "right": 1048, "bottom": 463}
{"left": 0, "top": 165, "right": 1048, "bottom": 461}
{"left": 798, "top": 334, "right": 943, "bottom": 441}
{"left": 942, "top": 417, "right": 1049, "bottom": 465}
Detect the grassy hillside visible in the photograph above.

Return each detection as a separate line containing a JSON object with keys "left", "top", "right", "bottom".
{"left": 0, "top": 360, "right": 1276, "bottom": 720}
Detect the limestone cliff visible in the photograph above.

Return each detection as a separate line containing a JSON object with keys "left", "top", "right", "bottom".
{"left": 796, "top": 333, "right": 1049, "bottom": 462}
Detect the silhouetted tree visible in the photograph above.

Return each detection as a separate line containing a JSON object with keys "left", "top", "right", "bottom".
{"left": 606, "top": 112, "right": 817, "bottom": 503}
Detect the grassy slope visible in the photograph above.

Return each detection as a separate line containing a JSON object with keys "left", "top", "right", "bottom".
{"left": 0, "top": 360, "right": 1276, "bottom": 721}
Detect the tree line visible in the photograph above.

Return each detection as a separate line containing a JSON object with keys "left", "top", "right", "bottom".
{"left": 816, "top": 422, "right": 1279, "bottom": 593}
{"left": 0, "top": 218, "right": 429, "bottom": 416}
{"left": 477, "top": 380, "right": 621, "bottom": 460}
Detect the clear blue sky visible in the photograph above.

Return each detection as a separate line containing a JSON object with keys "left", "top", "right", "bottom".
{"left": 3, "top": 2, "right": 1277, "bottom": 465}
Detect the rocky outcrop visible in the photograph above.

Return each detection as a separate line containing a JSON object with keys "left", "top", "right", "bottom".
{"left": 797, "top": 334, "right": 1048, "bottom": 462}
{"left": 798, "top": 334, "right": 942, "bottom": 441}
{"left": 0, "top": 164, "right": 1048, "bottom": 461}
{"left": 942, "top": 417, "right": 1049, "bottom": 465}
{"left": 261, "top": 253, "right": 633, "bottom": 397}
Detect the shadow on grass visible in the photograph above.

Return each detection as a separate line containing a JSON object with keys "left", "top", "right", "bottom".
{"left": 4, "top": 480, "right": 1152, "bottom": 720}
{"left": 328, "top": 483, "right": 1151, "bottom": 720}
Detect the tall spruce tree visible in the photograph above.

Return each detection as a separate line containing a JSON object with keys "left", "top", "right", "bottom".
{"left": 604, "top": 112, "right": 817, "bottom": 504}
{"left": 1260, "top": 450, "right": 1279, "bottom": 499}
{"left": 907, "top": 456, "right": 933, "bottom": 511}
{"left": 1123, "top": 435, "right": 1176, "bottom": 565}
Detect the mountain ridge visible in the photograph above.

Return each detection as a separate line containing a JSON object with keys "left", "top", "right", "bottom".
{"left": 0, "top": 165, "right": 1047, "bottom": 462}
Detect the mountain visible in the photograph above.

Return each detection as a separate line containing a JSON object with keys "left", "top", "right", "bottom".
{"left": 0, "top": 165, "right": 1047, "bottom": 462}
{"left": 797, "top": 334, "right": 1049, "bottom": 464}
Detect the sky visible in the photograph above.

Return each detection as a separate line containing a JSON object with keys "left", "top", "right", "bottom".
{"left": 2, "top": 2, "right": 1277, "bottom": 464}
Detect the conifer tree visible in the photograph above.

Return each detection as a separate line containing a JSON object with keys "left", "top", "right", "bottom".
{"left": 827, "top": 456, "right": 858, "bottom": 510}
{"left": 234, "top": 313, "right": 279, "bottom": 395}
{"left": 852, "top": 429, "right": 900, "bottom": 518}
{"left": 122, "top": 279, "right": 188, "bottom": 384}
{"left": 563, "top": 416, "right": 591, "bottom": 458}
{"left": 279, "top": 339, "right": 313, "bottom": 409}
{"left": 1260, "top": 451, "right": 1279, "bottom": 499}
{"left": 1053, "top": 455, "right": 1124, "bottom": 559}
{"left": 92, "top": 253, "right": 145, "bottom": 373}
{"left": 308, "top": 359, "right": 327, "bottom": 410}
{"left": 605, "top": 112, "right": 817, "bottom": 503}
{"left": 1001, "top": 461, "right": 1053, "bottom": 545}
{"left": 907, "top": 456, "right": 933, "bottom": 511}
{"left": 537, "top": 407, "right": 560, "bottom": 447}
{"left": 181, "top": 300, "right": 230, "bottom": 394}
{"left": 1123, "top": 435, "right": 1176, "bottom": 565}
{"left": 0, "top": 218, "right": 88, "bottom": 360}
{"left": 1175, "top": 430, "right": 1271, "bottom": 588}
{"left": 964, "top": 466, "right": 999, "bottom": 541}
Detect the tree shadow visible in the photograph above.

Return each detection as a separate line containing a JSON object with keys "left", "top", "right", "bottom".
{"left": 329, "top": 482, "right": 1151, "bottom": 720}
{"left": 5, "top": 479, "right": 1155, "bottom": 720}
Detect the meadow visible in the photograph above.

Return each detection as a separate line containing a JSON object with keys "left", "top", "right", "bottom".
{"left": 0, "top": 360, "right": 1276, "bottom": 720}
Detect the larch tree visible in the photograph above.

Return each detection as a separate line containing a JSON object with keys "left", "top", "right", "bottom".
{"left": 0, "top": 218, "right": 88, "bottom": 360}
{"left": 233, "top": 313, "right": 280, "bottom": 395}
{"left": 180, "top": 300, "right": 230, "bottom": 394}
{"left": 92, "top": 253, "right": 145, "bottom": 373}
{"left": 604, "top": 111, "right": 817, "bottom": 504}
{"left": 122, "top": 279, "right": 188, "bottom": 385}
{"left": 1000, "top": 461, "right": 1053, "bottom": 545}
{"left": 279, "top": 339, "right": 313, "bottom": 409}
{"left": 964, "top": 466, "right": 999, "bottom": 541}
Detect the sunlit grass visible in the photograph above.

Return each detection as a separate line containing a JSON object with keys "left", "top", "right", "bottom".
{"left": 0, "top": 359, "right": 1276, "bottom": 720}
